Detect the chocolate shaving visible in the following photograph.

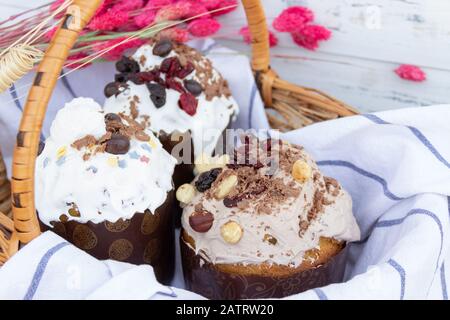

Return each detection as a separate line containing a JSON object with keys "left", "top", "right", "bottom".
{"left": 71, "top": 135, "right": 96, "bottom": 151}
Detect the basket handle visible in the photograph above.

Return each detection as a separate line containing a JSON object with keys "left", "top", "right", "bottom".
{"left": 5, "top": 0, "right": 271, "bottom": 256}
{"left": 242, "top": 0, "right": 270, "bottom": 73}
{"left": 9, "top": 0, "right": 103, "bottom": 249}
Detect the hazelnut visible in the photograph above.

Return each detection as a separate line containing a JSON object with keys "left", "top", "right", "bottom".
{"left": 292, "top": 159, "right": 312, "bottom": 183}
{"left": 214, "top": 174, "right": 238, "bottom": 199}
{"left": 176, "top": 183, "right": 196, "bottom": 204}
{"left": 221, "top": 220, "right": 243, "bottom": 244}
{"left": 195, "top": 153, "right": 229, "bottom": 174}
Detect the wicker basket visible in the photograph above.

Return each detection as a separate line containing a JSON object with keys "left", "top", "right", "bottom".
{"left": 0, "top": 0, "right": 358, "bottom": 266}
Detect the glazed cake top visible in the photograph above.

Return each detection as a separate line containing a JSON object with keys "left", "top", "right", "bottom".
{"left": 180, "top": 137, "right": 361, "bottom": 267}
{"left": 36, "top": 98, "right": 176, "bottom": 226}
{"left": 103, "top": 40, "right": 239, "bottom": 157}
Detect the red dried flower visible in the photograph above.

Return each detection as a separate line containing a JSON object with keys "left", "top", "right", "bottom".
{"left": 112, "top": 0, "right": 144, "bottom": 12}
{"left": 88, "top": 9, "right": 129, "bottom": 31}
{"left": 239, "top": 26, "right": 278, "bottom": 47}
{"left": 94, "top": 37, "right": 146, "bottom": 60}
{"left": 291, "top": 24, "right": 331, "bottom": 50}
{"left": 200, "top": 0, "right": 238, "bottom": 16}
{"left": 65, "top": 53, "right": 92, "bottom": 69}
{"left": 187, "top": 18, "right": 221, "bottom": 37}
{"left": 273, "top": 6, "right": 314, "bottom": 32}
{"left": 158, "top": 27, "right": 189, "bottom": 42}
{"left": 394, "top": 65, "right": 426, "bottom": 82}
{"left": 155, "top": 1, "right": 209, "bottom": 22}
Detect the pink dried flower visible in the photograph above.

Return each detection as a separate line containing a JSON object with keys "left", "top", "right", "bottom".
{"left": 134, "top": 10, "right": 157, "bottom": 28}
{"left": 94, "top": 37, "right": 146, "bottom": 60}
{"left": 394, "top": 64, "right": 426, "bottom": 82}
{"left": 187, "top": 18, "right": 221, "bottom": 37}
{"left": 88, "top": 9, "right": 129, "bottom": 31}
{"left": 200, "top": 0, "right": 238, "bottom": 16}
{"left": 159, "top": 27, "right": 190, "bottom": 43}
{"left": 273, "top": 6, "right": 314, "bottom": 32}
{"left": 145, "top": 0, "right": 175, "bottom": 9}
{"left": 112, "top": 0, "right": 144, "bottom": 12}
{"left": 291, "top": 24, "right": 331, "bottom": 50}
{"left": 239, "top": 26, "right": 278, "bottom": 47}
{"left": 44, "top": 26, "right": 58, "bottom": 41}
{"left": 155, "top": 1, "right": 209, "bottom": 22}
{"left": 65, "top": 53, "right": 92, "bottom": 69}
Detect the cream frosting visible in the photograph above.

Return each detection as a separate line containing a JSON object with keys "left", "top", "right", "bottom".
{"left": 181, "top": 140, "right": 361, "bottom": 267}
{"left": 36, "top": 98, "right": 177, "bottom": 226}
{"left": 103, "top": 43, "right": 239, "bottom": 157}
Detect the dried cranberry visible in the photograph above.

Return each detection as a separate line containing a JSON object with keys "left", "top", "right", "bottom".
{"left": 134, "top": 70, "right": 161, "bottom": 83}
{"left": 160, "top": 57, "right": 182, "bottom": 77}
{"left": 147, "top": 83, "right": 166, "bottom": 108}
{"left": 178, "top": 92, "right": 198, "bottom": 116}
{"left": 166, "top": 77, "right": 185, "bottom": 93}
{"left": 195, "top": 168, "right": 222, "bottom": 192}
{"left": 176, "top": 62, "right": 195, "bottom": 79}
{"left": 184, "top": 79, "right": 202, "bottom": 96}
{"left": 152, "top": 39, "right": 173, "bottom": 57}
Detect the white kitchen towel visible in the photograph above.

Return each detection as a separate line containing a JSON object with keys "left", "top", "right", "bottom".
{"left": 0, "top": 40, "right": 449, "bottom": 299}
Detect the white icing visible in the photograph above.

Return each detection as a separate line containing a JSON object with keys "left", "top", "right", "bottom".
{"left": 36, "top": 98, "right": 177, "bottom": 226}
{"left": 181, "top": 143, "right": 361, "bottom": 267}
{"left": 103, "top": 44, "right": 239, "bottom": 157}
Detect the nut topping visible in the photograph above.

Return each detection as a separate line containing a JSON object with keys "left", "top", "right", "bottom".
{"left": 220, "top": 220, "right": 243, "bottom": 244}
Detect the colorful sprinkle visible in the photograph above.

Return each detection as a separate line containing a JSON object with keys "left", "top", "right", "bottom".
{"left": 140, "top": 155, "right": 150, "bottom": 164}
{"left": 86, "top": 165, "right": 98, "bottom": 174}
{"left": 118, "top": 159, "right": 127, "bottom": 168}
{"left": 56, "top": 146, "right": 67, "bottom": 159}
{"left": 141, "top": 143, "right": 152, "bottom": 153}
{"left": 56, "top": 156, "right": 66, "bottom": 166}
{"left": 129, "top": 151, "right": 140, "bottom": 159}
{"left": 107, "top": 156, "right": 119, "bottom": 167}
{"left": 43, "top": 157, "right": 50, "bottom": 168}
{"left": 148, "top": 138, "right": 158, "bottom": 149}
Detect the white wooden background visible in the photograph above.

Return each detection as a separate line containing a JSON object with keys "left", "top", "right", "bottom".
{"left": 1, "top": 0, "right": 450, "bottom": 113}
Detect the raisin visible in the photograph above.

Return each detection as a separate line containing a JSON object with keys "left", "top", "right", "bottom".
{"left": 184, "top": 79, "right": 202, "bottom": 96}
{"left": 104, "top": 113, "right": 122, "bottom": 123}
{"left": 105, "top": 133, "right": 130, "bottom": 155}
{"left": 116, "top": 56, "right": 140, "bottom": 73}
{"left": 115, "top": 73, "right": 129, "bottom": 83}
{"left": 147, "top": 83, "right": 166, "bottom": 108}
{"left": 178, "top": 92, "right": 198, "bottom": 116}
{"left": 195, "top": 168, "right": 222, "bottom": 192}
{"left": 104, "top": 82, "right": 120, "bottom": 98}
{"left": 152, "top": 39, "right": 173, "bottom": 57}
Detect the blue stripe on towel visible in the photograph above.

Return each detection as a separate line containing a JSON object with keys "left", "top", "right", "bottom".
{"left": 317, "top": 160, "right": 405, "bottom": 201}
{"left": 314, "top": 288, "right": 328, "bottom": 300}
{"left": 23, "top": 242, "right": 69, "bottom": 300}
{"left": 387, "top": 259, "right": 406, "bottom": 300}
{"left": 441, "top": 263, "right": 448, "bottom": 300}
{"left": 247, "top": 83, "right": 257, "bottom": 129}
{"left": 362, "top": 114, "right": 450, "bottom": 169}
{"left": 376, "top": 208, "right": 443, "bottom": 271}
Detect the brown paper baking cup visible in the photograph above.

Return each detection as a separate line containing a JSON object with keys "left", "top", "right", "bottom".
{"left": 41, "top": 191, "right": 175, "bottom": 284}
{"left": 181, "top": 237, "right": 347, "bottom": 299}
